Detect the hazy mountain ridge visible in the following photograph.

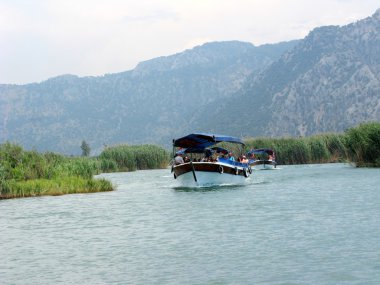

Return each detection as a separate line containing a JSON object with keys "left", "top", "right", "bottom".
{"left": 195, "top": 9, "right": 380, "bottom": 139}
{"left": 266, "top": 9, "right": 380, "bottom": 136}
{"left": 1, "top": 10, "right": 379, "bottom": 154}
{"left": 0, "top": 41, "right": 296, "bottom": 154}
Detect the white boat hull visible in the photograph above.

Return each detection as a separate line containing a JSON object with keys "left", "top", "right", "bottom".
{"left": 251, "top": 160, "right": 277, "bottom": 170}
{"left": 173, "top": 170, "right": 249, "bottom": 187}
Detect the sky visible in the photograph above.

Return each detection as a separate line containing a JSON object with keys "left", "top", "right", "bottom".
{"left": 0, "top": 0, "right": 379, "bottom": 84}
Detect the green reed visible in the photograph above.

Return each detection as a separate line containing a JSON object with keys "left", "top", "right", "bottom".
{"left": 344, "top": 122, "right": 380, "bottom": 167}
{"left": 1, "top": 177, "right": 113, "bottom": 199}
{"left": 245, "top": 135, "right": 345, "bottom": 165}
{"left": 244, "top": 122, "right": 379, "bottom": 166}
{"left": 99, "top": 144, "right": 170, "bottom": 172}
{"left": 0, "top": 143, "right": 111, "bottom": 199}
{"left": 0, "top": 142, "right": 170, "bottom": 198}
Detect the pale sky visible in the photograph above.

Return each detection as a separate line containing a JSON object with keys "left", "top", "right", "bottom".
{"left": 0, "top": 0, "right": 379, "bottom": 84}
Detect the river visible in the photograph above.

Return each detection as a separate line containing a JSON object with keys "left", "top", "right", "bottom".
{"left": 1, "top": 163, "right": 380, "bottom": 284}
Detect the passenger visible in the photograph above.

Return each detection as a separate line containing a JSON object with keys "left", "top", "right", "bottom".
{"left": 184, "top": 156, "right": 190, "bottom": 163}
{"left": 174, "top": 153, "right": 184, "bottom": 165}
{"left": 228, "top": 152, "right": 235, "bottom": 161}
{"left": 241, "top": 155, "right": 249, "bottom": 164}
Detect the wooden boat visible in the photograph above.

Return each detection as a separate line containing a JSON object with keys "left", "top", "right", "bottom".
{"left": 248, "top": 148, "right": 277, "bottom": 170}
{"left": 171, "top": 133, "right": 252, "bottom": 187}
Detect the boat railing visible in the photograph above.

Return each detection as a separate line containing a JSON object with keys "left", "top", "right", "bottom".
{"left": 218, "top": 157, "right": 248, "bottom": 168}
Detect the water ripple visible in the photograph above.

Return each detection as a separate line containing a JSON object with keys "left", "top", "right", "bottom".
{"left": 1, "top": 165, "right": 380, "bottom": 284}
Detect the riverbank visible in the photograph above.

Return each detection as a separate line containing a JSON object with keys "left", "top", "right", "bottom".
{"left": 0, "top": 143, "right": 170, "bottom": 199}
{"left": 1, "top": 122, "right": 379, "bottom": 199}
{"left": 244, "top": 122, "right": 380, "bottom": 167}
{"left": 0, "top": 176, "right": 113, "bottom": 199}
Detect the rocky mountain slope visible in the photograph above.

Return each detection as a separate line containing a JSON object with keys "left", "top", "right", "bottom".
{"left": 202, "top": 9, "right": 380, "bottom": 138}
{"left": 0, "top": 41, "right": 297, "bottom": 154}
{"left": 1, "top": 9, "right": 379, "bottom": 155}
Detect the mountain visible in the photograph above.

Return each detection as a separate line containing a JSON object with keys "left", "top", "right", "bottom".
{"left": 1, "top": 9, "right": 379, "bottom": 155}
{"left": 201, "top": 9, "right": 380, "bottom": 138}
{"left": 0, "top": 40, "right": 297, "bottom": 154}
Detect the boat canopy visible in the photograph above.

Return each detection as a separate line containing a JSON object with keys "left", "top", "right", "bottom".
{"left": 209, "top": 146, "right": 230, "bottom": 155}
{"left": 175, "top": 146, "right": 230, "bottom": 156}
{"left": 248, "top": 148, "right": 275, "bottom": 155}
{"left": 173, "top": 133, "right": 244, "bottom": 149}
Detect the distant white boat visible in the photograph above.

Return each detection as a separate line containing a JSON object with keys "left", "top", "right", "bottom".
{"left": 171, "top": 133, "right": 251, "bottom": 187}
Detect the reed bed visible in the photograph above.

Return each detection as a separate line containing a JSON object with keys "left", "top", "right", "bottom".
{"left": 0, "top": 142, "right": 170, "bottom": 199}
{"left": 1, "top": 122, "right": 378, "bottom": 199}
{"left": 344, "top": 122, "right": 380, "bottom": 167}
{"left": 99, "top": 144, "right": 170, "bottom": 172}
{"left": 244, "top": 122, "right": 379, "bottom": 166}
{"left": 1, "top": 177, "right": 113, "bottom": 199}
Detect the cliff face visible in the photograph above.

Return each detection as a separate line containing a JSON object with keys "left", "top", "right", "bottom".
{"left": 0, "top": 41, "right": 295, "bottom": 154}
{"left": 199, "top": 9, "right": 380, "bottom": 139}
{"left": 1, "top": 10, "right": 379, "bottom": 154}
{"left": 265, "top": 10, "right": 380, "bottom": 136}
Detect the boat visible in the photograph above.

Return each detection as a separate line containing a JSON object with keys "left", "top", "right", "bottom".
{"left": 248, "top": 148, "right": 277, "bottom": 170}
{"left": 171, "top": 133, "right": 252, "bottom": 187}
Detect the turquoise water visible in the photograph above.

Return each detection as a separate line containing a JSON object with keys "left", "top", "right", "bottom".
{"left": 1, "top": 164, "right": 380, "bottom": 284}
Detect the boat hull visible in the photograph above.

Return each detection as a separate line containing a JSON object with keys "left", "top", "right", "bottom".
{"left": 251, "top": 160, "right": 277, "bottom": 170}
{"left": 172, "top": 161, "right": 250, "bottom": 187}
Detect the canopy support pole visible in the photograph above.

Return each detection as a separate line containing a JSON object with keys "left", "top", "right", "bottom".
{"left": 190, "top": 162, "right": 197, "bottom": 182}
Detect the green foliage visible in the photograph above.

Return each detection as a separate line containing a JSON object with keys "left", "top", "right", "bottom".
{"left": 2, "top": 177, "right": 113, "bottom": 199}
{"left": 99, "top": 144, "right": 170, "bottom": 172}
{"left": 55, "top": 158, "right": 100, "bottom": 179}
{"left": 344, "top": 122, "right": 380, "bottom": 167}
{"left": 320, "top": 133, "right": 347, "bottom": 161}
{"left": 1, "top": 122, "right": 378, "bottom": 198}
{"left": 245, "top": 123, "right": 380, "bottom": 167}
{"left": 81, "top": 140, "right": 91, "bottom": 157}
{"left": 0, "top": 143, "right": 111, "bottom": 199}
{"left": 306, "top": 136, "right": 330, "bottom": 163}
{"left": 0, "top": 142, "right": 170, "bottom": 199}
{"left": 245, "top": 137, "right": 312, "bottom": 165}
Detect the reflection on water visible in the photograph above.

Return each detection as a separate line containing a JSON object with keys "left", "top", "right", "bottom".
{"left": 1, "top": 164, "right": 380, "bottom": 285}
{"left": 173, "top": 183, "right": 248, "bottom": 192}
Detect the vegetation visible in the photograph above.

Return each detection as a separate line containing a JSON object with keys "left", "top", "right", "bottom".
{"left": 244, "top": 122, "right": 380, "bottom": 167}
{"left": 0, "top": 143, "right": 170, "bottom": 199}
{"left": 0, "top": 143, "right": 112, "bottom": 199}
{"left": 99, "top": 144, "right": 170, "bottom": 172}
{"left": 1, "top": 122, "right": 378, "bottom": 199}
{"left": 344, "top": 122, "right": 380, "bottom": 167}
{"left": 81, "top": 140, "right": 91, "bottom": 157}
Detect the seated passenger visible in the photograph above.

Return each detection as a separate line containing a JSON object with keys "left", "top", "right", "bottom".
{"left": 174, "top": 153, "right": 184, "bottom": 165}
{"left": 241, "top": 155, "right": 249, "bottom": 163}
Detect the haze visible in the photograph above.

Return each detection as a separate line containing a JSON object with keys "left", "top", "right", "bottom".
{"left": 0, "top": 0, "right": 378, "bottom": 84}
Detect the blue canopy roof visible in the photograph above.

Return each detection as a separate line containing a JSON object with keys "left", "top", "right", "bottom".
{"left": 210, "top": 146, "right": 229, "bottom": 155}
{"left": 173, "top": 133, "right": 244, "bottom": 149}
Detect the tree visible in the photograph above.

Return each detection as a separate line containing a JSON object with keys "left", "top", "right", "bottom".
{"left": 81, "top": 140, "right": 91, "bottom": 157}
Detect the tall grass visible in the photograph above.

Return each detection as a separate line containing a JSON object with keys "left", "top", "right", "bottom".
{"left": 99, "top": 144, "right": 170, "bottom": 172}
{"left": 0, "top": 142, "right": 170, "bottom": 199}
{"left": 245, "top": 122, "right": 379, "bottom": 166}
{"left": 0, "top": 143, "right": 111, "bottom": 199}
{"left": 344, "top": 122, "right": 380, "bottom": 167}
{"left": 245, "top": 136, "right": 319, "bottom": 164}
{"left": 2, "top": 177, "right": 113, "bottom": 199}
